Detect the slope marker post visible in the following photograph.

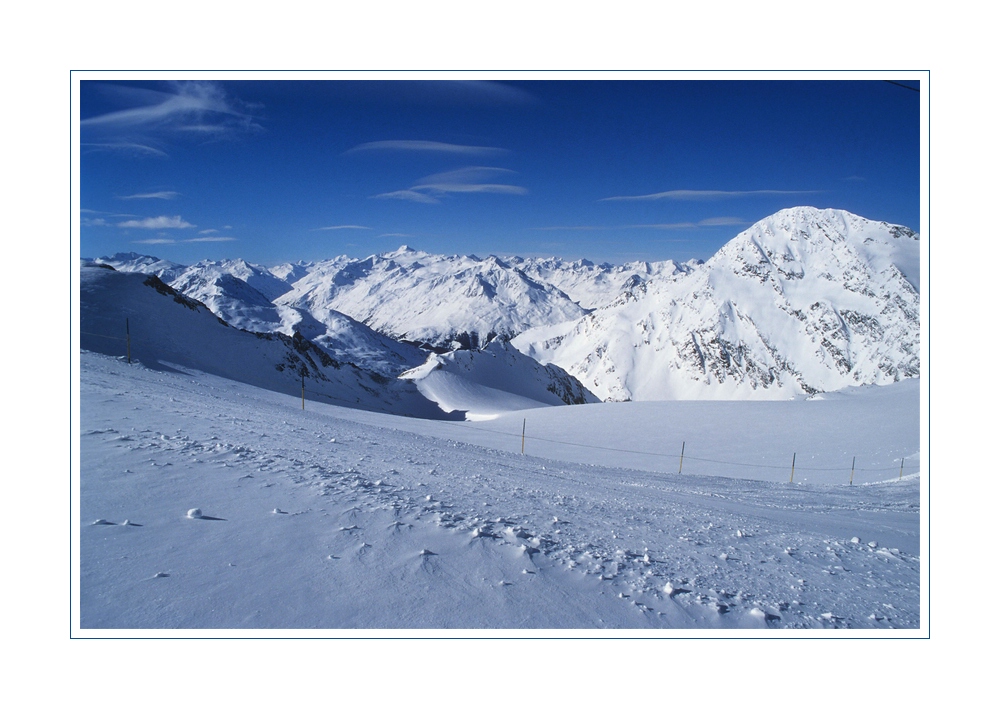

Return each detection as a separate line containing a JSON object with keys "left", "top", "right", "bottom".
{"left": 790, "top": 452, "right": 796, "bottom": 483}
{"left": 679, "top": 441, "right": 685, "bottom": 474}
{"left": 850, "top": 456, "right": 855, "bottom": 486}
{"left": 301, "top": 374, "right": 305, "bottom": 410}
{"left": 521, "top": 418, "right": 526, "bottom": 455}
{"left": 126, "top": 318, "right": 131, "bottom": 364}
{"left": 899, "top": 458, "right": 904, "bottom": 480}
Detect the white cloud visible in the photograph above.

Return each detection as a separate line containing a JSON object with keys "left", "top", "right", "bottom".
{"left": 132, "top": 238, "right": 176, "bottom": 244}
{"left": 533, "top": 218, "right": 748, "bottom": 231}
{"left": 313, "top": 225, "right": 372, "bottom": 231}
{"left": 118, "top": 191, "right": 180, "bottom": 200}
{"left": 418, "top": 183, "right": 527, "bottom": 196}
{"left": 117, "top": 215, "right": 195, "bottom": 229}
{"left": 600, "top": 189, "right": 819, "bottom": 201}
{"left": 198, "top": 229, "right": 219, "bottom": 234}
{"left": 82, "top": 82, "right": 258, "bottom": 134}
{"left": 186, "top": 236, "right": 237, "bottom": 243}
{"left": 373, "top": 189, "right": 441, "bottom": 204}
{"left": 376, "top": 166, "right": 526, "bottom": 203}
{"left": 415, "top": 167, "right": 516, "bottom": 185}
{"left": 346, "top": 140, "right": 507, "bottom": 157}
{"left": 81, "top": 142, "right": 167, "bottom": 157}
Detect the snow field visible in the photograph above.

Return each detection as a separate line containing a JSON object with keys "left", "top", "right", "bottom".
{"left": 79, "top": 352, "right": 920, "bottom": 631}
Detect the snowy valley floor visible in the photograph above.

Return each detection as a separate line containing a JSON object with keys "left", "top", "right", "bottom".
{"left": 77, "top": 351, "right": 922, "bottom": 633}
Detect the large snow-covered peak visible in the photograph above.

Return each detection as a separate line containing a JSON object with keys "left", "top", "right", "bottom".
{"left": 516, "top": 207, "right": 920, "bottom": 401}
{"left": 712, "top": 206, "right": 919, "bottom": 291}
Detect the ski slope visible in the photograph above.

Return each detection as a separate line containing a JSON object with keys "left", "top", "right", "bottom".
{"left": 77, "top": 351, "right": 921, "bottom": 633}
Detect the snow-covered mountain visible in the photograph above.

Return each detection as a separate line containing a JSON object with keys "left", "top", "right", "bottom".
{"left": 400, "top": 339, "right": 599, "bottom": 420}
{"left": 514, "top": 207, "right": 920, "bottom": 401}
{"left": 510, "top": 256, "right": 701, "bottom": 309}
{"left": 275, "top": 247, "right": 589, "bottom": 350}
{"left": 79, "top": 264, "right": 449, "bottom": 419}
{"left": 84, "top": 255, "right": 427, "bottom": 377}
{"left": 84, "top": 206, "right": 921, "bottom": 404}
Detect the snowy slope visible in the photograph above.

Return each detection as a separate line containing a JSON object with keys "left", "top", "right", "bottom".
{"left": 79, "top": 264, "right": 449, "bottom": 419}
{"left": 515, "top": 207, "right": 920, "bottom": 401}
{"left": 78, "top": 351, "right": 920, "bottom": 632}
{"left": 400, "top": 339, "right": 599, "bottom": 420}
{"left": 275, "top": 246, "right": 588, "bottom": 350}
{"left": 87, "top": 255, "right": 427, "bottom": 377}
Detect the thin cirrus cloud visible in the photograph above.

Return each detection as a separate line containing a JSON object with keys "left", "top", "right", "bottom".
{"left": 81, "top": 83, "right": 260, "bottom": 160}
{"left": 534, "top": 217, "right": 748, "bottom": 231}
{"left": 600, "top": 189, "right": 820, "bottom": 201}
{"left": 312, "top": 225, "right": 372, "bottom": 231}
{"left": 117, "top": 191, "right": 180, "bottom": 200}
{"left": 117, "top": 215, "right": 195, "bottom": 229}
{"left": 81, "top": 82, "right": 259, "bottom": 134}
{"left": 345, "top": 140, "right": 508, "bottom": 157}
{"left": 375, "top": 166, "right": 527, "bottom": 204}
{"left": 81, "top": 142, "right": 167, "bottom": 157}
{"left": 133, "top": 236, "right": 236, "bottom": 245}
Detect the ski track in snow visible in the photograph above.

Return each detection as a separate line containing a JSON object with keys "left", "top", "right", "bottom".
{"left": 80, "top": 352, "right": 919, "bottom": 631}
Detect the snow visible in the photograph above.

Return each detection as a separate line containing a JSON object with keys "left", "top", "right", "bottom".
{"left": 514, "top": 207, "right": 920, "bottom": 401}
{"left": 77, "top": 350, "right": 921, "bottom": 634}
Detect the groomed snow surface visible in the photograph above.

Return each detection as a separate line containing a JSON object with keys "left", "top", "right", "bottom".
{"left": 78, "top": 351, "right": 921, "bottom": 634}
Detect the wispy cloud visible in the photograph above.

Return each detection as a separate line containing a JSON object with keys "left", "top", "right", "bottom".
{"left": 378, "top": 232, "right": 411, "bottom": 238}
{"left": 533, "top": 218, "right": 749, "bottom": 231}
{"left": 198, "top": 229, "right": 219, "bottom": 234}
{"left": 117, "top": 191, "right": 180, "bottom": 200}
{"left": 82, "top": 82, "right": 259, "bottom": 135}
{"left": 600, "top": 189, "right": 820, "bottom": 202}
{"left": 374, "top": 189, "right": 441, "bottom": 204}
{"left": 345, "top": 140, "right": 508, "bottom": 157}
{"left": 375, "top": 166, "right": 527, "bottom": 204}
{"left": 132, "top": 236, "right": 236, "bottom": 245}
{"left": 313, "top": 225, "right": 372, "bottom": 231}
{"left": 81, "top": 83, "right": 260, "bottom": 159}
{"left": 81, "top": 142, "right": 167, "bottom": 157}
{"left": 117, "top": 215, "right": 195, "bottom": 229}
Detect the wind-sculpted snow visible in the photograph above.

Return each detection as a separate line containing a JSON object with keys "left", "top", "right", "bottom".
{"left": 275, "top": 246, "right": 589, "bottom": 350}
{"left": 400, "top": 339, "right": 599, "bottom": 419}
{"left": 514, "top": 207, "right": 920, "bottom": 401}
{"left": 79, "top": 351, "right": 920, "bottom": 631}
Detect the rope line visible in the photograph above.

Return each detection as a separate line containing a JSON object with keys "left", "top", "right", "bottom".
{"left": 81, "top": 331, "right": 127, "bottom": 341}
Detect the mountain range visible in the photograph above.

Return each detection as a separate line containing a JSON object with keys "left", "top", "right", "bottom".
{"left": 84, "top": 206, "right": 921, "bottom": 414}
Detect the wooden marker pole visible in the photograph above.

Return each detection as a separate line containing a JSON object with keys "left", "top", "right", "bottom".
{"left": 679, "top": 441, "right": 685, "bottom": 474}
{"left": 521, "top": 418, "right": 526, "bottom": 455}
{"left": 126, "top": 318, "right": 131, "bottom": 364}
{"left": 899, "top": 458, "right": 904, "bottom": 480}
{"left": 849, "top": 456, "right": 856, "bottom": 486}
{"left": 789, "top": 452, "right": 796, "bottom": 483}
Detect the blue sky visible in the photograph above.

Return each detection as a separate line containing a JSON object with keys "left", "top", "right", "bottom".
{"left": 79, "top": 78, "right": 920, "bottom": 266}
